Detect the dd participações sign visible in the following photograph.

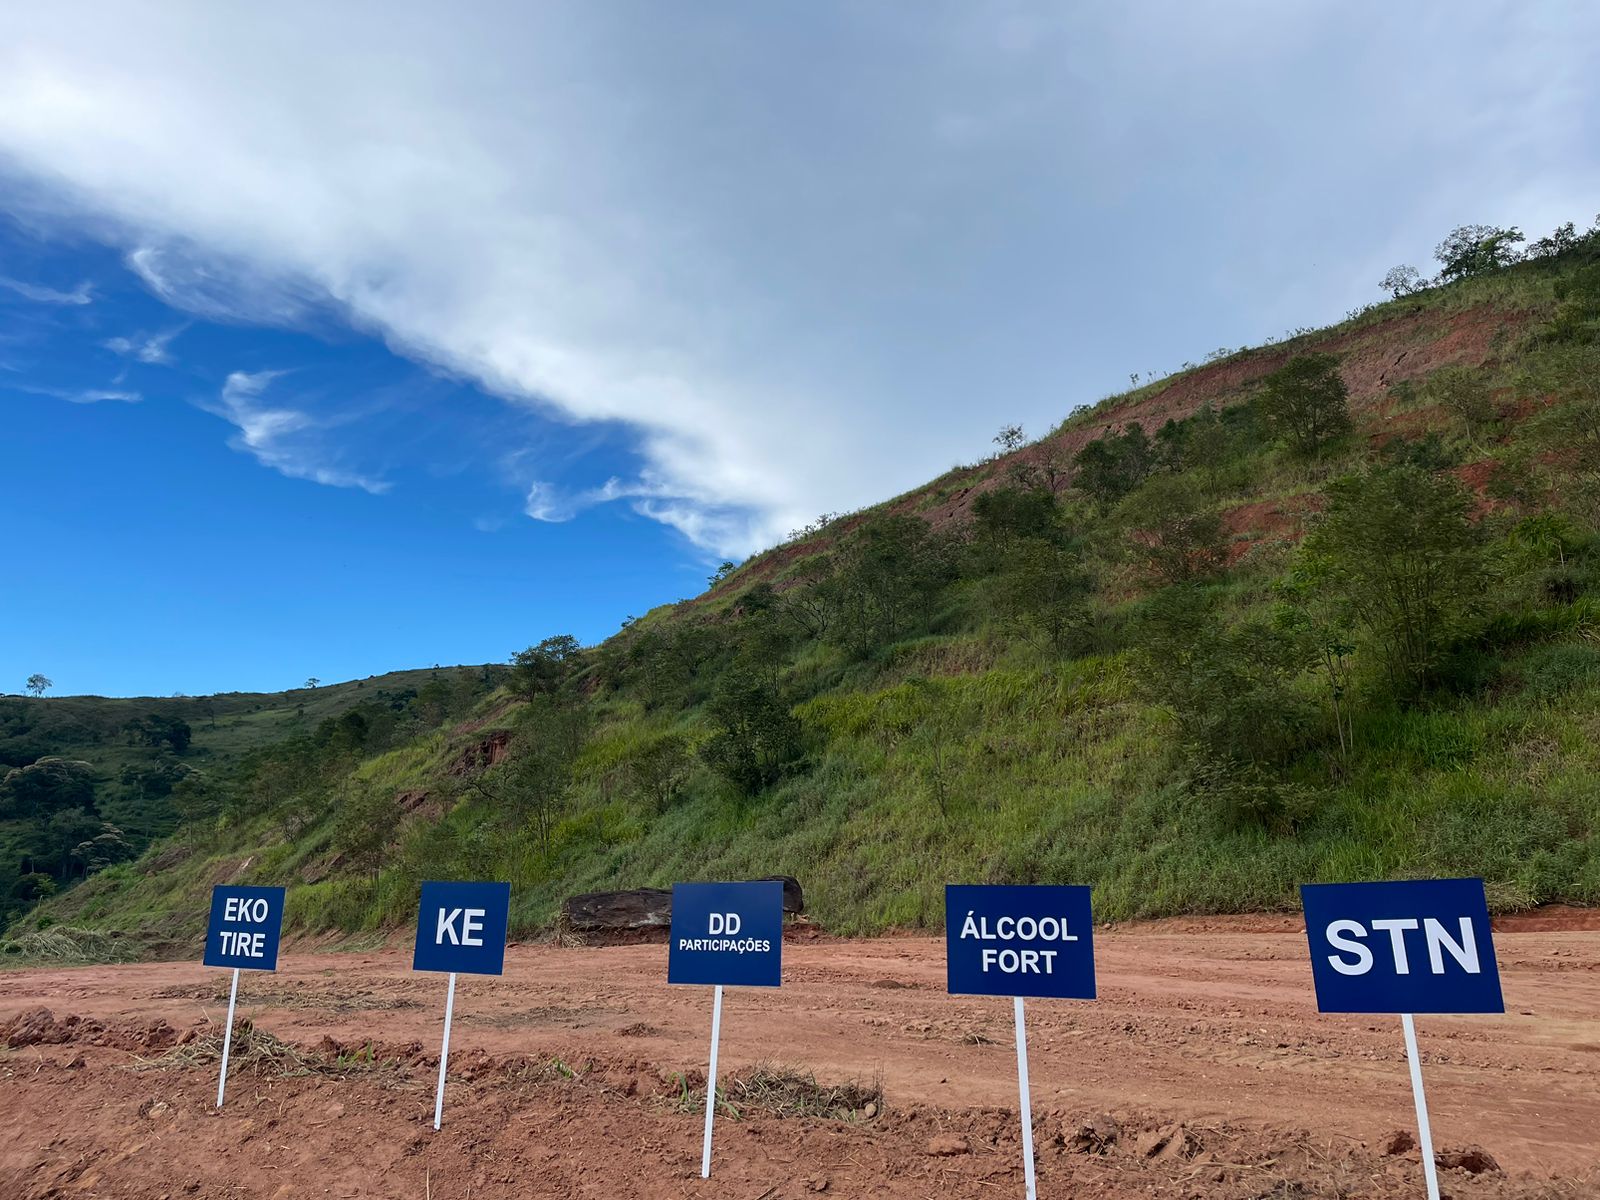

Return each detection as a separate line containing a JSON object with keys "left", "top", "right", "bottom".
{"left": 945, "top": 884, "right": 1096, "bottom": 999}
{"left": 668, "top": 880, "right": 783, "bottom": 987}
{"left": 1300, "top": 878, "right": 1503, "bottom": 1014}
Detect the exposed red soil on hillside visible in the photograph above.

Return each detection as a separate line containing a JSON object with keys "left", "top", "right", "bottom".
{"left": 1, "top": 925, "right": 1596, "bottom": 1197}
{"left": 717, "top": 303, "right": 1532, "bottom": 598}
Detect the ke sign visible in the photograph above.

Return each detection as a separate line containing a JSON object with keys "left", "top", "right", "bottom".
{"left": 1301, "top": 878, "right": 1503, "bottom": 1014}
{"left": 946, "top": 884, "right": 1096, "bottom": 999}
{"left": 413, "top": 881, "right": 511, "bottom": 975}
{"left": 203, "top": 885, "right": 285, "bottom": 971}
{"left": 668, "top": 880, "right": 783, "bottom": 987}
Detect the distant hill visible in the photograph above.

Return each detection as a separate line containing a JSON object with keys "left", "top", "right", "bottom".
{"left": 8, "top": 216, "right": 1600, "bottom": 959}
{"left": 0, "top": 667, "right": 503, "bottom": 937}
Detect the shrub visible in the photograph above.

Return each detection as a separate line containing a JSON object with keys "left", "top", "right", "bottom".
{"left": 1259, "top": 354, "right": 1351, "bottom": 457}
{"left": 699, "top": 667, "right": 803, "bottom": 795}
{"left": 1301, "top": 466, "right": 1485, "bottom": 700}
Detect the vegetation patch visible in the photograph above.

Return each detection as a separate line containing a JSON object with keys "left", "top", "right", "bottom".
{"left": 674, "top": 1063, "right": 883, "bottom": 1121}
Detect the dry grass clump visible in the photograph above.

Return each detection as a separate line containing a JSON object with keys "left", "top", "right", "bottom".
{"left": 675, "top": 1062, "right": 882, "bottom": 1121}
{"left": 0, "top": 928, "right": 145, "bottom": 965}
{"left": 135, "top": 1020, "right": 391, "bottom": 1079}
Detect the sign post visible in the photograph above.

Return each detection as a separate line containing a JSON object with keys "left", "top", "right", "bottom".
{"left": 202, "top": 884, "right": 285, "bottom": 1110}
{"left": 1300, "top": 878, "right": 1504, "bottom": 1200}
{"left": 946, "top": 884, "right": 1097, "bottom": 1200}
{"left": 668, "top": 880, "right": 784, "bottom": 1179}
{"left": 412, "top": 880, "right": 511, "bottom": 1131}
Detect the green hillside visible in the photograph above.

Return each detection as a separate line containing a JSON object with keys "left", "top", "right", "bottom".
{"left": 0, "top": 667, "right": 504, "bottom": 941}
{"left": 9, "top": 216, "right": 1600, "bottom": 957}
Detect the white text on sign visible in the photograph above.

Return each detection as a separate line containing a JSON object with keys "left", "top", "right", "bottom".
{"left": 217, "top": 930, "right": 266, "bottom": 956}
{"left": 224, "top": 897, "right": 270, "bottom": 923}
{"left": 218, "top": 896, "right": 273, "bottom": 957}
{"left": 676, "top": 913, "right": 772, "bottom": 954}
{"left": 437, "top": 907, "right": 486, "bottom": 946}
{"left": 1323, "top": 917, "right": 1481, "bottom": 976}
{"left": 959, "top": 912, "right": 1079, "bottom": 976}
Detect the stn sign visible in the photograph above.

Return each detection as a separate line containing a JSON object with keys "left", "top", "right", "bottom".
{"left": 946, "top": 884, "right": 1096, "bottom": 999}
{"left": 203, "top": 885, "right": 285, "bottom": 971}
{"left": 413, "top": 881, "right": 511, "bottom": 975}
{"left": 1300, "top": 878, "right": 1504, "bottom": 1014}
{"left": 668, "top": 881, "right": 783, "bottom": 987}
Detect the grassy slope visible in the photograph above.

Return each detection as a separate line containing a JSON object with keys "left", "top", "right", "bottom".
{"left": 15, "top": 252, "right": 1600, "bottom": 953}
{"left": 0, "top": 669, "right": 482, "bottom": 945}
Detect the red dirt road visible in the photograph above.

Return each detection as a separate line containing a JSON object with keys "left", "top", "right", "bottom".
{"left": 2, "top": 923, "right": 1597, "bottom": 1198}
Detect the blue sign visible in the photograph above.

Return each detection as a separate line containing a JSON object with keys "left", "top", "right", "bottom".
{"left": 1301, "top": 878, "right": 1503, "bottom": 1014}
{"left": 946, "top": 885, "right": 1096, "bottom": 999}
{"left": 668, "top": 881, "right": 783, "bottom": 987}
{"left": 203, "top": 885, "right": 285, "bottom": 971}
{"left": 412, "top": 881, "right": 511, "bottom": 975}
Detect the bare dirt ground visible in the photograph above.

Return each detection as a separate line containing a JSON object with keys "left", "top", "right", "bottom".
{"left": 2, "top": 920, "right": 1597, "bottom": 1199}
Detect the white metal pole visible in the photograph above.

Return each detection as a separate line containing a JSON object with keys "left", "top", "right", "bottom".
{"left": 1401, "top": 1013, "right": 1440, "bottom": 1200}
{"left": 701, "top": 984, "right": 725, "bottom": 1179}
{"left": 433, "top": 971, "right": 457, "bottom": 1131}
{"left": 215, "top": 967, "right": 240, "bottom": 1109}
{"left": 1014, "top": 995, "right": 1037, "bottom": 1200}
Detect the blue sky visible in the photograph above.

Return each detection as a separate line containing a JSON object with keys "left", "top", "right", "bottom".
{"left": 2, "top": 2, "right": 1597, "bottom": 697}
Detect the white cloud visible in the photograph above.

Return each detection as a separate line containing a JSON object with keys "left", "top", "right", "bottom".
{"left": 0, "top": 274, "right": 92, "bottom": 305}
{"left": 72, "top": 388, "right": 139, "bottom": 403}
{"left": 204, "top": 370, "right": 390, "bottom": 494}
{"left": 0, "top": 4, "right": 1595, "bottom": 555}
{"left": 104, "top": 326, "right": 182, "bottom": 364}
{"left": 16, "top": 383, "right": 139, "bottom": 403}
{"left": 522, "top": 481, "right": 575, "bottom": 523}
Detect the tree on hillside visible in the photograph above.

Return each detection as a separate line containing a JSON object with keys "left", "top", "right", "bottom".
{"left": 1301, "top": 465, "right": 1484, "bottom": 700}
{"left": 625, "top": 732, "right": 693, "bottom": 811}
{"left": 971, "top": 486, "right": 1064, "bottom": 564}
{"left": 1120, "top": 474, "right": 1228, "bottom": 585}
{"left": 1133, "top": 588, "right": 1313, "bottom": 830}
{"left": 169, "top": 769, "right": 223, "bottom": 825}
{"left": 988, "top": 537, "right": 1092, "bottom": 655}
{"left": 821, "top": 515, "right": 956, "bottom": 659}
{"left": 699, "top": 665, "right": 802, "bottom": 795}
{"left": 0, "top": 757, "right": 97, "bottom": 821}
{"left": 1005, "top": 438, "right": 1073, "bottom": 495}
{"left": 1259, "top": 353, "right": 1351, "bottom": 457}
{"left": 1544, "top": 263, "right": 1600, "bottom": 344}
{"left": 1434, "top": 224, "right": 1524, "bottom": 282}
{"left": 25, "top": 674, "right": 51, "bottom": 698}
{"left": 1380, "top": 265, "right": 1426, "bottom": 299}
{"left": 304, "top": 677, "right": 320, "bottom": 689}
{"left": 510, "top": 634, "right": 583, "bottom": 701}
{"left": 331, "top": 778, "right": 402, "bottom": 882}
{"left": 993, "top": 424, "right": 1026, "bottom": 454}
{"left": 124, "top": 713, "right": 191, "bottom": 755}
{"left": 465, "top": 697, "right": 590, "bottom": 852}
{"left": 1424, "top": 366, "right": 1497, "bottom": 441}
{"left": 1074, "top": 423, "right": 1154, "bottom": 504}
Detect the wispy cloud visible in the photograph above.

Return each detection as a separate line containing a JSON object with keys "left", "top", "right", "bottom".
{"left": 15, "top": 382, "right": 140, "bottom": 404}
{"left": 522, "top": 481, "right": 576, "bottom": 523}
{"left": 126, "top": 244, "right": 318, "bottom": 327}
{"left": 104, "top": 326, "right": 183, "bottom": 364}
{"left": 205, "top": 370, "right": 390, "bottom": 494}
{"left": 0, "top": 274, "right": 93, "bottom": 305}
{"left": 72, "top": 388, "right": 140, "bottom": 403}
